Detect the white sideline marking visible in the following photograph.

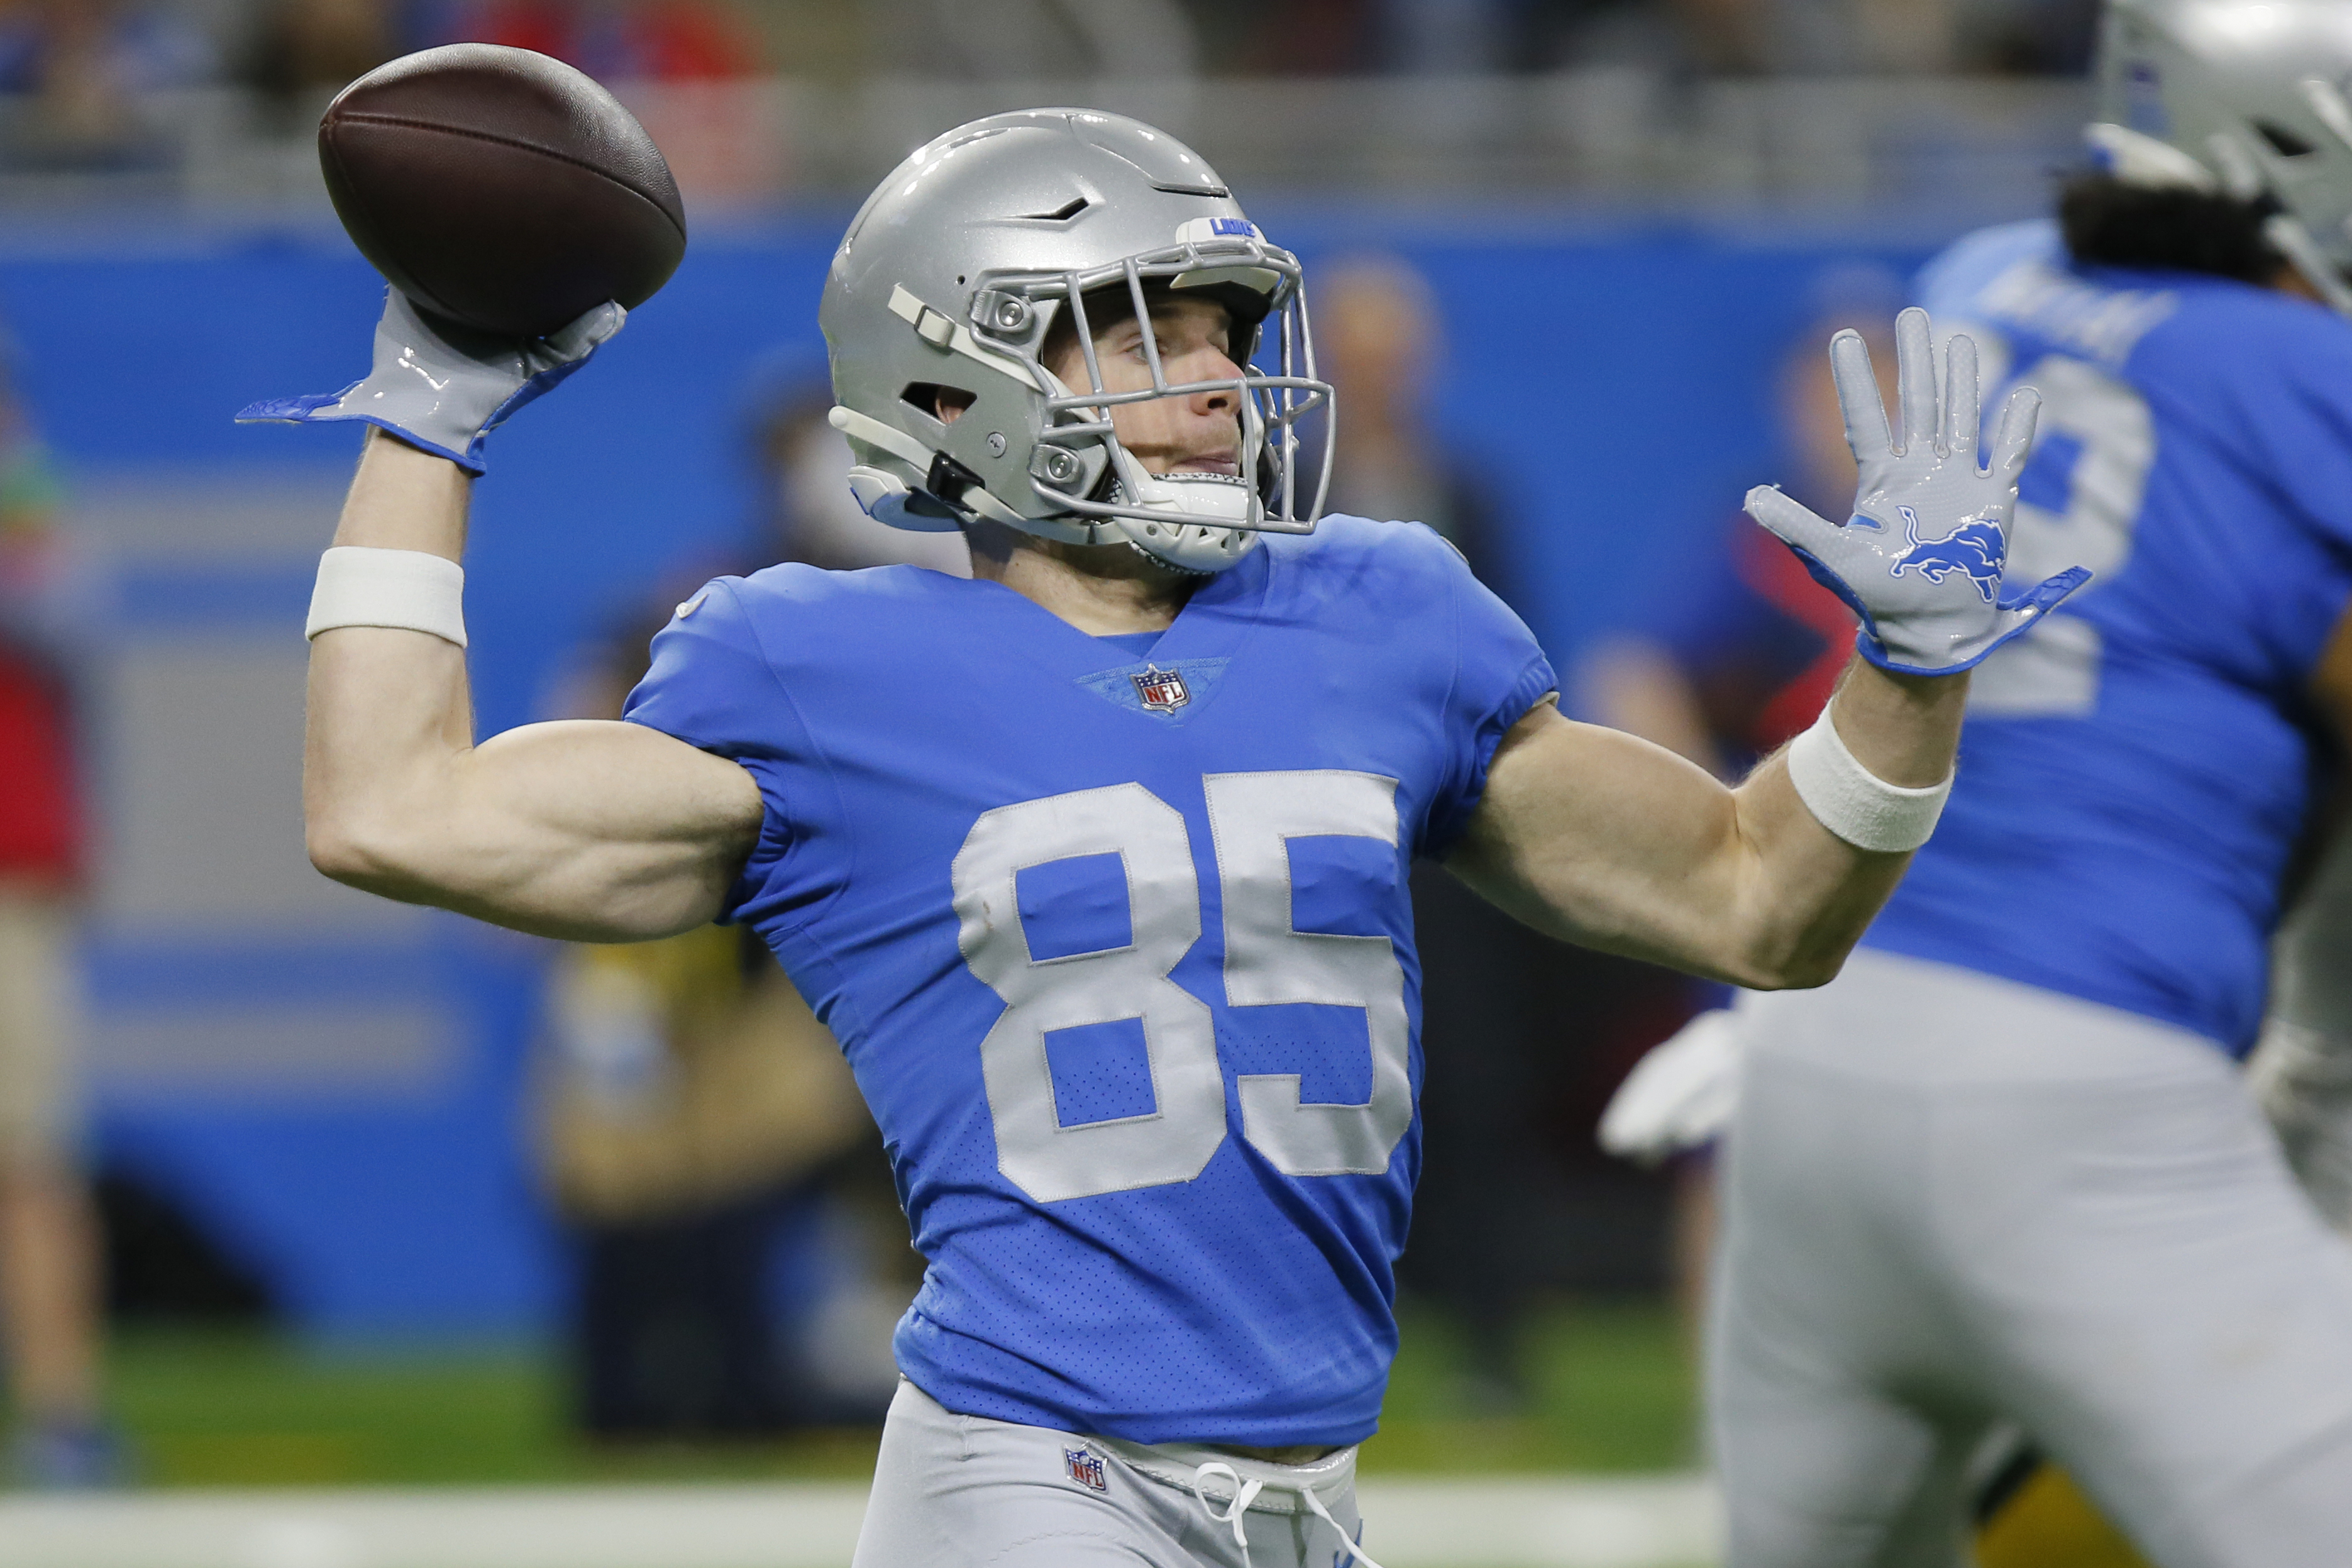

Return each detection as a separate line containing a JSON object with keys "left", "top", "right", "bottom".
{"left": 0, "top": 1474, "right": 1720, "bottom": 1568}
{"left": 1359, "top": 1477, "right": 1721, "bottom": 1567}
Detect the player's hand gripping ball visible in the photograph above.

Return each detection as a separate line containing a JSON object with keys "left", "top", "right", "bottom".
{"left": 236, "top": 45, "right": 683, "bottom": 472}
{"left": 1744, "top": 307, "right": 2090, "bottom": 675}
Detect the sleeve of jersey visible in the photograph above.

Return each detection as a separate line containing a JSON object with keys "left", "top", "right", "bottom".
{"left": 1422, "top": 538, "right": 1558, "bottom": 858}
{"left": 2216, "top": 324, "right": 2352, "bottom": 662}
{"left": 2272, "top": 354, "right": 2352, "bottom": 552}
{"left": 619, "top": 578, "right": 800, "bottom": 925}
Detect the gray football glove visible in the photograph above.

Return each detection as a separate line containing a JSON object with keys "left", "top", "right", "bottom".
{"left": 1745, "top": 307, "right": 2089, "bottom": 675}
{"left": 238, "top": 289, "right": 624, "bottom": 475}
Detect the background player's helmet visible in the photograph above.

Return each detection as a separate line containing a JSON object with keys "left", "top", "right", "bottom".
{"left": 2089, "top": 0, "right": 2352, "bottom": 314}
{"left": 819, "top": 109, "right": 1333, "bottom": 575}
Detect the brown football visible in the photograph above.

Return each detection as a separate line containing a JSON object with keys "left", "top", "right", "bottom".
{"left": 319, "top": 45, "right": 687, "bottom": 338}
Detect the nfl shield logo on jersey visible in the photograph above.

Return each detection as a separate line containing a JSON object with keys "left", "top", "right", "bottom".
{"left": 1064, "top": 1445, "right": 1109, "bottom": 1491}
{"left": 1131, "top": 665, "right": 1190, "bottom": 713}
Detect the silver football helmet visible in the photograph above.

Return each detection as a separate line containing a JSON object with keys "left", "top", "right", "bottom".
{"left": 818, "top": 109, "right": 1333, "bottom": 575}
{"left": 2089, "top": 0, "right": 2352, "bottom": 314}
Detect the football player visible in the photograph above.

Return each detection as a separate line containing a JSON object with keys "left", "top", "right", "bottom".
{"left": 1682, "top": 3, "right": 2352, "bottom": 1564}
{"left": 241, "top": 110, "right": 2072, "bottom": 1566}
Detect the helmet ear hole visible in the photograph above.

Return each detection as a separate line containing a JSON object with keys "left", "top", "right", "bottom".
{"left": 902, "top": 382, "right": 976, "bottom": 424}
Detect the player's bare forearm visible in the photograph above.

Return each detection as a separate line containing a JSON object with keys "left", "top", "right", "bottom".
{"left": 304, "top": 431, "right": 763, "bottom": 941}
{"left": 1450, "top": 656, "right": 1964, "bottom": 989}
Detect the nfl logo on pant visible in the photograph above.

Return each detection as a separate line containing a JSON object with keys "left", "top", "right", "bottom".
{"left": 1064, "top": 1446, "right": 1109, "bottom": 1491}
{"left": 1131, "top": 665, "right": 1190, "bottom": 713}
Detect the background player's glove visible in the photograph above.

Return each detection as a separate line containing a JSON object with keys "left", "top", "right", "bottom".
{"left": 236, "top": 289, "right": 623, "bottom": 475}
{"left": 1744, "top": 307, "right": 2089, "bottom": 676}
{"left": 1598, "top": 1008, "right": 1744, "bottom": 1165}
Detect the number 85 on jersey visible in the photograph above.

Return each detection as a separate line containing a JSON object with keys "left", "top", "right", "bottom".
{"left": 952, "top": 771, "right": 1413, "bottom": 1205}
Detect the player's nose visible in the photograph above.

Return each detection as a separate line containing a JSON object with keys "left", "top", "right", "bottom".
{"left": 1183, "top": 346, "right": 1244, "bottom": 412}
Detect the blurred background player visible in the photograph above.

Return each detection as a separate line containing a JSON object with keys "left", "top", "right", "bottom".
{"left": 529, "top": 358, "right": 956, "bottom": 1438}
{"left": 1590, "top": 270, "right": 2160, "bottom": 1565}
{"left": 1584, "top": 270, "right": 2158, "bottom": 1568}
{"left": 1700, "top": 2, "right": 2352, "bottom": 1563}
{"left": 0, "top": 338, "right": 116, "bottom": 1486}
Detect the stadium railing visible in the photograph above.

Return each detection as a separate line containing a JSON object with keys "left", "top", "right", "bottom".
{"left": 0, "top": 74, "right": 2088, "bottom": 211}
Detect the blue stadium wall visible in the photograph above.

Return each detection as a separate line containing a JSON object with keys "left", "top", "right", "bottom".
{"left": 3, "top": 208, "right": 1947, "bottom": 1334}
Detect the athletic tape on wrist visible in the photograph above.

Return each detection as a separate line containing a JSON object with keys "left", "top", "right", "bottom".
{"left": 306, "top": 546, "right": 467, "bottom": 648}
{"left": 1784, "top": 706, "right": 1950, "bottom": 853}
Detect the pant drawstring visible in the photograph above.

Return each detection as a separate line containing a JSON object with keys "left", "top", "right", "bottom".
{"left": 1187, "top": 1460, "right": 1388, "bottom": 1568}
{"left": 1190, "top": 1463, "right": 1266, "bottom": 1557}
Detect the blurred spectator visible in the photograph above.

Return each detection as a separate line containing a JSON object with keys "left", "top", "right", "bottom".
{"left": 535, "top": 900, "right": 885, "bottom": 1433}
{"left": 1378, "top": 0, "right": 1512, "bottom": 73}
{"left": 730, "top": 0, "right": 864, "bottom": 82}
{"left": 1578, "top": 265, "right": 1888, "bottom": 1337}
{"left": 1487, "top": 0, "right": 2091, "bottom": 76}
{"left": 1580, "top": 267, "right": 1888, "bottom": 781}
{"left": 1314, "top": 254, "right": 1569, "bottom": 1410}
{"left": 1956, "top": 0, "right": 2099, "bottom": 74}
{"left": 241, "top": 0, "right": 398, "bottom": 107}
{"left": 0, "top": 343, "right": 119, "bottom": 1486}
{"left": 1318, "top": 254, "right": 1505, "bottom": 573}
{"left": 1317, "top": 256, "right": 1715, "bottom": 1402}
{"left": 875, "top": 0, "right": 1196, "bottom": 82}
{"left": 1760, "top": 0, "right": 1960, "bottom": 74}
{"left": 420, "top": 1, "right": 776, "bottom": 199}
{"left": 431, "top": 0, "right": 763, "bottom": 79}
{"left": 1204, "top": 0, "right": 1374, "bottom": 74}
{"left": 740, "top": 348, "right": 969, "bottom": 576}
{"left": 537, "top": 597, "right": 883, "bottom": 1435}
{"left": 0, "top": 1, "right": 215, "bottom": 170}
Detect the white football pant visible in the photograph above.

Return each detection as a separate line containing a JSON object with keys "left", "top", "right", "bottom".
{"left": 1711, "top": 949, "right": 2352, "bottom": 1568}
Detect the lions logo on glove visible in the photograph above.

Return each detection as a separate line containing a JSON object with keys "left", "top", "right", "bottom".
{"left": 1745, "top": 307, "right": 2090, "bottom": 676}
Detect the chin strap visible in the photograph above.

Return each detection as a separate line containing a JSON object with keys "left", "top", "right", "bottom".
{"left": 1125, "top": 541, "right": 1217, "bottom": 576}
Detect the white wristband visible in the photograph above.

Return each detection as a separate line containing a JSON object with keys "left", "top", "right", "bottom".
{"left": 1785, "top": 706, "right": 1951, "bottom": 853}
{"left": 306, "top": 546, "right": 467, "bottom": 648}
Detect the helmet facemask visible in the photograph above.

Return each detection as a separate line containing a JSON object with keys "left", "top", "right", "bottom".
{"left": 834, "top": 231, "right": 1333, "bottom": 575}
{"left": 980, "top": 236, "right": 1333, "bottom": 574}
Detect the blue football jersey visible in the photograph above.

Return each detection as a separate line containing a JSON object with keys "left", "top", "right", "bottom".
{"left": 622, "top": 516, "right": 1555, "bottom": 1446}
{"left": 1862, "top": 220, "right": 2352, "bottom": 1054}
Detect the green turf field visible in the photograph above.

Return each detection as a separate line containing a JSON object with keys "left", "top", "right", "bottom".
{"left": 93, "top": 1296, "right": 1696, "bottom": 1488}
